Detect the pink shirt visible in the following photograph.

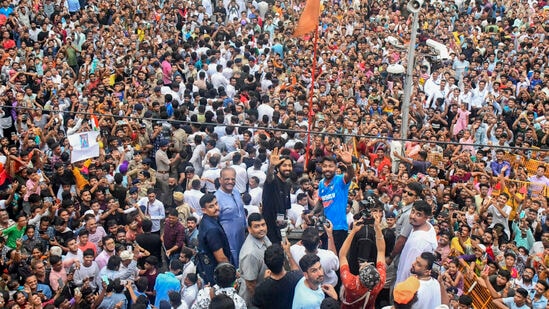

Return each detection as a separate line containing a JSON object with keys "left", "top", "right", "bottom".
{"left": 49, "top": 268, "right": 67, "bottom": 291}
{"left": 96, "top": 250, "right": 114, "bottom": 270}
{"left": 88, "top": 226, "right": 107, "bottom": 247}
{"left": 161, "top": 60, "right": 172, "bottom": 85}
{"left": 24, "top": 179, "right": 41, "bottom": 201}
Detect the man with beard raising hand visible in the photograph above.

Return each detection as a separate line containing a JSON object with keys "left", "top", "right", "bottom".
{"left": 262, "top": 147, "right": 293, "bottom": 244}
{"left": 315, "top": 145, "right": 355, "bottom": 252}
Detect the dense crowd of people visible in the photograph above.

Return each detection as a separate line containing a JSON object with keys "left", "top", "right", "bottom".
{"left": 0, "top": 0, "right": 547, "bottom": 307}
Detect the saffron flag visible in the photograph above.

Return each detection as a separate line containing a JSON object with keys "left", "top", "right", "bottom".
{"left": 68, "top": 131, "right": 100, "bottom": 163}
{"left": 293, "top": 0, "right": 320, "bottom": 37}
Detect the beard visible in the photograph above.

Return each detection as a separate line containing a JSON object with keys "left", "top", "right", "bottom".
{"left": 313, "top": 276, "right": 324, "bottom": 285}
{"left": 410, "top": 267, "right": 423, "bottom": 277}
{"left": 279, "top": 170, "right": 291, "bottom": 179}
{"left": 323, "top": 170, "right": 334, "bottom": 180}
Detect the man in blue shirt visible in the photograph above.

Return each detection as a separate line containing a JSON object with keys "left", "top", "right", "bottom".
{"left": 196, "top": 193, "right": 232, "bottom": 285}
{"left": 0, "top": 3, "right": 13, "bottom": 17}
{"left": 66, "top": 0, "right": 80, "bottom": 14}
{"left": 315, "top": 145, "right": 355, "bottom": 252}
{"left": 24, "top": 275, "right": 53, "bottom": 301}
{"left": 490, "top": 149, "right": 511, "bottom": 177}
{"left": 153, "top": 259, "right": 183, "bottom": 308}
{"left": 528, "top": 280, "right": 549, "bottom": 309}
{"left": 494, "top": 287, "right": 530, "bottom": 309}
{"left": 216, "top": 167, "right": 246, "bottom": 267}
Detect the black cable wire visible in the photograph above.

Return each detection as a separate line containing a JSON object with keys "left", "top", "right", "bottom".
{"left": 13, "top": 104, "right": 549, "bottom": 153}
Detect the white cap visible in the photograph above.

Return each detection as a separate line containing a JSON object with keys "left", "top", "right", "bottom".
{"left": 120, "top": 250, "right": 134, "bottom": 260}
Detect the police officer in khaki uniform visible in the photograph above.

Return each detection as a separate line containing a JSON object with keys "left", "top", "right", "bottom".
{"left": 155, "top": 139, "right": 180, "bottom": 196}
{"left": 128, "top": 157, "right": 157, "bottom": 185}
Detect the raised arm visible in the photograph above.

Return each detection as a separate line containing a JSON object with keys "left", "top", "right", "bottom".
{"left": 282, "top": 238, "right": 300, "bottom": 271}
{"left": 335, "top": 144, "right": 355, "bottom": 184}
{"left": 480, "top": 269, "right": 505, "bottom": 299}
{"left": 339, "top": 220, "right": 363, "bottom": 267}
{"left": 324, "top": 220, "right": 337, "bottom": 256}
{"left": 372, "top": 212, "right": 386, "bottom": 263}
{"left": 266, "top": 147, "right": 282, "bottom": 183}
{"left": 392, "top": 150, "right": 413, "bottom": 164}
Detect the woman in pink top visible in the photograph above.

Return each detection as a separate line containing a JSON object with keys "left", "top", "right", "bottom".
{"left": 452, "top": 103, "right": 471, "bottom": 136}
{"left": 161, "top": 53, "right": 173, "bottom": 85}
{"left": 456, "top": 129, "right": 476, "bottom": 156}
{"left": 24, "top": 168, "right": 41, "bottom": 202}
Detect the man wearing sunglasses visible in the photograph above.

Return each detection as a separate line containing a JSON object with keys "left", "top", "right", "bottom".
{"left": 386, "top": 182, "right": 423, "bottom": 266}
{"left": 385, "top": 182, "right": 423, "bottom": 297}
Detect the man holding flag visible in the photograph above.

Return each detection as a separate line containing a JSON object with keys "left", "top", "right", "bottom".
{"left": 293, "top": 0, "right": 321, "bottom": 169}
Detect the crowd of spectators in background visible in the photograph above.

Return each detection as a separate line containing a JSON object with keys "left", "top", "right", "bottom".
{"left": 0, "top": 0, "right": 547, "bottom": 307}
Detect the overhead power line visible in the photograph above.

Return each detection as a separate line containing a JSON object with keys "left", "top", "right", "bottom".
{"left": 12, "top": 105, "right": 548, "bottom": 153}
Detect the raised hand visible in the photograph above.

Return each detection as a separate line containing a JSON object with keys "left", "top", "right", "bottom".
{"left": 335, "top": 144, "right": 353, "bottom": 165}
{"left": 281, "top": 238, "right": 291, "bottom": 253}
{"left": 324, "top": 219, "right": 333, "bottom": 235}
{"left": 23, "top": 283, "right": 31, "bottom": 294}
{"left": 269, "top": 147, "right": 283, "bottom": 167}
{"left": 74, "top": 287, "right": 82, "bottom": 303}
{"left": 372, "top": 211, "right": 382, "bottom": 226}
{"left": 351, "top": 219, "right": 363, "bottom": 234}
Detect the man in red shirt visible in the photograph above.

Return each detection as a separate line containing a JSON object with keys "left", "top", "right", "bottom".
{"left": 1, "top": 33, "right": 15, "bottom": 50}
{"left": 368, "top": 147, "right": 392, "bottom": 174}
{"left": 339, "top": 209, "right": 386, "bottom": 308}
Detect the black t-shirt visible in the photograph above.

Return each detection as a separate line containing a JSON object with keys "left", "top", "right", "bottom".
{"left": 252, "top": 270, "right": 303, "bottom": 309}
{"left": 102, "top": 210, "right": 126, "bottom": 228}
{"left": 348, "top": 225, "right": 377, "bottom": 274}
{"left": 37, "top": 30, "right": 49, "bottom": 43}
{"left": 136, "top": 233, "right": 162, "bottom": 263}
{"left": 489, "top": 275, "right": 515, "bottom": 297}
{"left": 54, "top": 229, "right": 74, "bottom": 247}
{"left": 262, "top": 175, "right": 291, "bottom": 244}
{"left": 177, "top": 161, "right": 193, "bottom": 175}
{"left": 111, "top": 184, "right": 127, "bottom": 206}
{"left": 504, "top": 108, "right": 519, "bottom": 128}
{"left": 52, "top": 170, "right": 76, "bottom": 194}
{"left": 242, "top": 157, "right": 255, "bottom": 169}
{"left": 447, "top": 110, "right": 458, "bottom": 126}
{"left": 213, "top": 7, "right": 226, "bottom": 20}
{"left": 430, "top": 119, "right": 445, "bottom": 132}
{"left": 358, "top": 176, "right": 379, "bottom": 191}
{"left": 268, "top": 137, "right": 286, "bottom": 150}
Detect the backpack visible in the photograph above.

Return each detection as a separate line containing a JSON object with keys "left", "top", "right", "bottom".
{"left": 347, "top": 225, "right": 377, "bottom": 275}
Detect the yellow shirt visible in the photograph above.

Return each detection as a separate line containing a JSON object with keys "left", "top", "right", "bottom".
{"left": 503, "top": 187, "right": 525, "bottom": 221}
{"left": 450, "top": 236, "right": 471, "bottom": 255}
{"left": 72, "top": 164, "right": 90, "bottom": 191}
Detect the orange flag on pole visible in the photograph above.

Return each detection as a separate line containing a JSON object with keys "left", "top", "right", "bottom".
{"left": 293, "top": 0, "right": 321, "bottom": 37}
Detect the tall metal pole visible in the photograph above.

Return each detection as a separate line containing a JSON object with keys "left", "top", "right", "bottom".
{"left": 400, "top": 12, "right": 420, "bottom": 140}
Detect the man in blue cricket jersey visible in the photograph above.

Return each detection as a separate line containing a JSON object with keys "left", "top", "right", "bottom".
{"left": 315, "top": 144, "right": 355, "bottom": 253}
